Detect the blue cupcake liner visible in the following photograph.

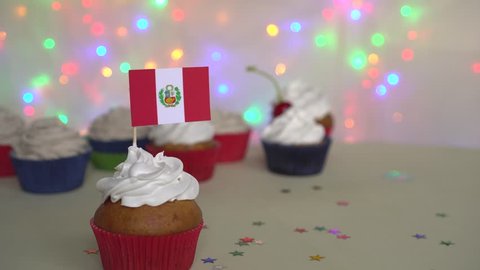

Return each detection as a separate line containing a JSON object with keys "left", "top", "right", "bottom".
{"left": 11, "top": 150, "right": 91, "bottom": 194}
{"left": 261, "top": 137, "right": 331, "bottom": 176}
{"left": 88, "top": 138, "right": 149, "bottom": 153}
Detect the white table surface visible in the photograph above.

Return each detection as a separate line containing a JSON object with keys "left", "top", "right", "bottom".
{"left": 1, "top": 142, "right": 479, "bottom": 270}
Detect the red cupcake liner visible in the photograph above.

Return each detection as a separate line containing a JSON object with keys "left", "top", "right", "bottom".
{"left": 0, "top": 145, "right": 15, "bottom": 177}
{"left": 90, "top": 220, "right": 203, "bottom": 270}
{"left": 213, "top": 130, "right": 250, "bottom": 163}
{"left": 146, "top": 144, "right": 218, "bottom": 182}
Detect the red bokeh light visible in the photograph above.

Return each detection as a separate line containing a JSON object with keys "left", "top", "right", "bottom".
{"left": 367, "top": 68, "right": 379, "bottom": 79}
{"left": 23, "top": 106, "right": 35, "bottom": 117}
{"left": 402, "top": 48, "right": 414, "bottom": 61}
{"left": 82, "top": 14, "right": 92, "bottom": 24}
{"left": 90, "top": 22, "right": 104, "bottom": 36}
{"left": 322, "top": 8, "right": 335, "bottom": 21}
{"left": 51, "top": 1, "right": 62, "bottom": 11}
{"left": 172, "top": 9, "right": 185, "bottom": 22}
{"left": 362, "top": 79, "right": 372, "bottom": 89}
{"left": 472, "top": 62, "right": 480, "bottom": 74}
{"left": 61, "top": 62, "right": 79, "bottom": 76}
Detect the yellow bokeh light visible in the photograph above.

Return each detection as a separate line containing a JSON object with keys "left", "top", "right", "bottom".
{"left": 59, "top": 75, "right": 69, "bottom": 85}
{"left": 368, "top": 53, "right": 379, "bottom": 65}
{"left": 144, "top": 61, "right": 157, "bottom": 69}
{"left": 0, "top": 31, "right": 7, "bottom": 41}
{"left": 171, "top": 49, "right": 184, "bottom": 61}
{"left": 101, "top": 67, "right": 112, "bottom": 78}
{"left": 116, "top": 26, "right": 128, "bottom": 37}
{"left": 275, "top": 63, "right": 287, "bottom": 76}
{"left": 16, "top": 5, "right": 27, "bottom": 17}
{"left": 266, "top": 24, "right": 279, "bottom": 37}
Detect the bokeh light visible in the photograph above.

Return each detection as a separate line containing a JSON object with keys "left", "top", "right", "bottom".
{"left": 290, "top": 22, "right": 302, "bottom": 33}
{"left": 350, "top": 9, "right": 362, "bottom": 21}
{"left": 314, "top": 32, "right": 335, "bottom": 48}
{"left": 0, "top": 31, "right": 6, "bottom": 41}
{"left": 344, "top": 118, "right": 355, "bottom": 129}
{"left": 217, "top": 84, "right": 229, "bottom": 94}
{"left": 216, "top": 11, "right": 229, "bottom": 24}
{"left": 368, "top": 53, "right": 379, "bottom": 65}
{"left": 96, "top": 45, "right": 107, "bottom": 56}
{"left": 243, "top": 106, "right": 263, "bottom": 126}
{"left": 171, "top": 48, "right": 184, "bottom": 61}
{"left": 119, "top": 62, "right": 131, "bottom": 73}
{"left": 275, "top": 63, "right": 287, "bottom": 76}
{"left": 472, "top": 62, "right": 480, "bottom": 74}
{"left": 315, "top": 35, "right": 328, "bottom": 47}
{"left": 322, "top": 8, "right": 335, "bottom": 21}
{"left": 144, "top": 61, "right": 157, "bottom": 69}
{"left": 23, "top": 106, "right": 35, "bottom": 117}
{"left": 387, "top": 73, "right": 400, "bottom": 85}
{"left": 82, "top": 0, "right": 93, "bottom": 8}
{"left": 362, "top": 79, "right": 372, "bottom": 89}
{"left": 266, "top": 24, "right": 279, "bottom": 37}
{"left": 393, "top": 112, "right": 404, "bottom": 122}
{"left": 136, "top": 18, "right": 149, "bottom": 30}
{"left": 211, "top": 51, "right": 222, "bottom": 61}
{"left": 31, "top": 74, "right": 50, "bottom": 88}
{"left": 367, "top": 67, "right": 380, "bottom": 79}
{"left": 59, "top": 75, "right": 69, "bottom": 85}
{"left": 153, "top": 0, "right": 168, "bottom": 8}
{"left": 172, "top": 9, "right": 185, "bottom": 22}
{"left": 101, "top": 67, "right": 113, "bottom": 78}
{"left": 22, "top": 92, "right": 34, "bottom": 104}
{"left": 61, "top": 62, "right": 79, "bottom": 75}
{"left": 82, "top": 14, "right": 92, "bottom": 24}
{"left": 90, "top": 22, "right": 105, "bottom": 36}
{"left": 400, "top": 5, "right": 413, "bottom": 17}
{"left": 16, "top": 5, "right": 27, "bottom": 17}
{"left": 57, "top": 114, "right": 69, "bottom": 124}
{"left": 407, "top": 30, "right": 418, "bottom": 40}
{"left": 371, "top": 33, "right": 385, "bottom": 47}
{"left": 116, "top": 27, "right": 128, "bottom": 37}
{"left": 376, "top": 84, "right": 387, "bottom": 96}
{"left": 350, "top": 50, "right": 367, "bottom": 70}
{"left": 43, "top": 38, "right": 56, "bottom": 50}
{"left": 402, "top": 48, "right": 414, "bottom": 61}
{"left": 51, "top": 1, "right": 62, "bottom": 11}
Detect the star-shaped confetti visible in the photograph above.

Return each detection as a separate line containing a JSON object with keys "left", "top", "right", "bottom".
{"left": 295, "top": 227, "right": 308, "bottom": 233}
{"left": 201, "top": 257, "right": 217, "bottom": 264}
{"left": 281, "top": 188, "right": 291, "bottom": 193}
{"left": 229, "top": 250, "right": 244, "bottom": 256}
{"left": 235, "top": 241, "right": 249, "bottom": 246}
{"left": 412, "top": 233, "right": 427, "bottom": 239}
{"left": 309, "top": 255, "right": 325, "bottom": 261}
{"left": 83, "top": 249, "right": 98, "bottom": 255}
{"left": 336, "top": 200, "right": 350, "bottom": 206}
{"left": 252, "top": 221, "right": 265, "bottom": 226}
{"left": 328, "top": 228, "right": 341, "bottom": 235}
{"left": 440, "top": 241, "right": 454, "bottom": 246}
{"left": 312, "top": 185, "right": 323, "bottom": 190}
{"left": 436, "top": 213, "right": 448, "bottom": 218}
{"left": 314, "top": 226, "right": 327, "bottom": 232}
{"left": 337, "top": 234, "right": 351, "bottom": 240}
{"left": 239, "top": 237, "right": 255, "bottom": 243}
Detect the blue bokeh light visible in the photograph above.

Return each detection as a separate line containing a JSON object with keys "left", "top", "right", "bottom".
{"left": 22, "top": 92, "right": 34, "bottom": 103}
{"left": 387, "top": 73, "right": 400, "bottom": 86}
{"left": 350, "top": 9, "right": 362, "bottom": 21}
{"left": 290, "top": 22, "right": 302, "bottom": 32}
{"left": 218, "top": 84, "right": 229, "bottom": 94}
{"left": 96, "top": 45, "right": 107, "bottom": 56}
{"left": 136, "top": 18, "right": 149, "bottom": 30}
{"left": 376, "top": 85, "right": 387, "bottom": 96}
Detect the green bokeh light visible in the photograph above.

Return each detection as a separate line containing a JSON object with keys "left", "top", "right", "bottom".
{"left": 153, "top": 0, "right": 168, "bottom": 8}
{"left": 31, "top": 74, "right": 50, "bottom": 88}
{"left": 350, "top": 50, "right": 367, "bottom": 70}
{"left": 400, "top": 5, "right": 413, "bottom": 17}
{"left": 43, "top": 38, "right": 55, "bottom": 49}
{"left": 315, "top": 35, "right": 328, "bottom": 47}
{"left": 119, "top": 62, "right": 131, "bottom": 73}
{"left": 371, "top": 33, "right": 385, "bottom": 47}
{"left": 243, "top": 106, "right": 263, "bottom": 126}
{"left": 314, "top": 32, "right": 336, "bottom": 48}
{"left": 57, "top": 113, "right": 69, "bottom": 124}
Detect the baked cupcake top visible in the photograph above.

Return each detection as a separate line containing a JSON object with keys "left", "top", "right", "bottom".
{"left": 283, "top": 80, "right": 331, "bottom": 119}
{"left": 211, "top": 110, "right": 250, "bottom": 135}
{"left": 148, "top": 121, "right": 214, "bottom": 145}
{"left": 262, "top": 108, "right": 325, "bottom": 145}
{"left": 96, "top": 146, "right": 199, "bottom": 208}
{"left": 13, "top": 118, "right": 89, "bottom": 160}
{"left": 89, "top": 107, "right": 150, "bottom": 141}
{"left": 0, "top": 107, "right": 25, "bottom": 145}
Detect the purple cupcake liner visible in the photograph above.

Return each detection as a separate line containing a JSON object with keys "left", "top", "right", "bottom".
{"left": 88, "top": 138, "right": 149, "bottom": 153}
{"left": 261, "top": 137, "right": 331, "bottom": 176}
{"left": 11, "top": 150, "right": 91, "bottom": 193}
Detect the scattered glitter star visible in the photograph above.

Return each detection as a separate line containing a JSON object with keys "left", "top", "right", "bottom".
{"left": 229, "top": 250, "right": 244, "bottom": 256}
{"left": 239, "top": 237, "right": 255, "bottom": 243}
{"left": 235, "top": 241, "right": 249, "bottom": 246}
{"left": 314, "top": 226, "right": 327, "bottom": 232}
{"left": 328, "top": 228, "right": 341, "bottom": 235}
{"left": 312, "top": 185, "right": 323, "bottom": 190}
{"left": 412, "top": 234, "right": 427, "bottom": 239}
{"left": 337, "top": 200, "right": 350, "bottom": 206}
{"left": 309, "top": 255, "right": 325, "bottom": 261}
{"left": 295, "top": 227, "right": 308, "bottom": 233}
{"left": 436, "top": 213, "right": 448, "bottom": 218}
{"left": 281, "top": 188, "right": 291, "bottom": 193}
{"left": 252, "top": 221, "right": 265, "bottom": 226}
{"left": 83, "top": 249, "right": 98, "bottom": 255}
{"left": 254, "top": 240, "right": 264, "bottom": 245}
{"left": 201, "top": 257, "right": 217, "bottom": 264}
{"left": 337, "top": 234, "right": 351, "bottom": 240}
{"left": 440, "top": 241, "right": 454, "bottom": 246}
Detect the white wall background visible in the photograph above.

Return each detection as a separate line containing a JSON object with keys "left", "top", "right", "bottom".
{"left": 0, "top": 0, "right": 479, "bottom": 148}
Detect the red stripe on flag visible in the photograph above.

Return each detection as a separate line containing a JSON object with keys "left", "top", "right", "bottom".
{"left": 182, "top": 67, "right": 211, "bottom": 122}
{"left": 128, "top": 69, "right": 158, "bottom": 126}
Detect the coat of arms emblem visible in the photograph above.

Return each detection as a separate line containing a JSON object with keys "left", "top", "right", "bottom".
{"left": 159, "top": 84, "right": 181, "bottom": 107}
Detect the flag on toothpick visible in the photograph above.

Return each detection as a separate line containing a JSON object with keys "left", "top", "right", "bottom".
{"left": 128, "top": 67, "right": 210, "bottom": 126}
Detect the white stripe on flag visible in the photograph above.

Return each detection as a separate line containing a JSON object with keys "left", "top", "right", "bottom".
{"left": 155, "top": 68, "right": 185, "bottom": 124}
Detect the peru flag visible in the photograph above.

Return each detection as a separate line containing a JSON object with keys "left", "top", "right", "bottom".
{"left": 128, "top": 67, "right": 210, "bottom": 126}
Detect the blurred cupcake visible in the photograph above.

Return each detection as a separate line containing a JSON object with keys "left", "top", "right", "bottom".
{"left": 0, "top": 107, "right": 25, "bottom": 177}
{"left": 147, "top": 121, "right": 218, "bottom": 182}
{"left": 88, "top": 107, "right": 150, "bottom": 170}
{"left": 211, "top": 110, "right": 251, "bottom": 162}
{"left": 11, "top": 118, "right": 91, "bottom": 193}
{"left": 261, "top": 108, "right": 331, "bottom": 176}
{"left": 91, "top": 146, "right": 203, "bottom": 270}
{"left": 283, "top": 80, "right": 334, "bottom": 136}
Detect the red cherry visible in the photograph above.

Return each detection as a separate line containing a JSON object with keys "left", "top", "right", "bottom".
{"left": 272, "top": 101, "right": 291, "bottom": 118}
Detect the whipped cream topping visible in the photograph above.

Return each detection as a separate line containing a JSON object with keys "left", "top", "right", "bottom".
{"left": 89, "top": 107, "right": 150, "bottom": 141}
{"left": 283, "top": 80, "right": 331, "bottom": 119}
{"left": 96, "top": 146, "right": 199, "bottom": 207}
{"left": 14, "top": 118, "right": 89, "bottom": 160}
{"left": 149, "top": 121, "right": 214, "bottom": 145}
{"left": 0, "top": 107, "right": 25, "bottom": 145}
{"left": 262, "top": 108, "right": 325, "bottom": 145}
{"left": 211, "top": 110, "right": 250, "bottom": 134}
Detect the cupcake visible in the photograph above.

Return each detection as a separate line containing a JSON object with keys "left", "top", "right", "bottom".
{"left": 147, "top": 121, "right": 218, "bottom": 182}
{"left": 88, "top": 107, "right": 150, "bottom": 170}
{"left": 11, "top": 118, "right": 91, "bottom": 193}
{"left": 261, "top": 108, "right": 331, "bottom": 176}
{"left": 211, "top": 110, "right": 251, "bottom": 162}
{"left": 91, "top": 146, "right": 203, "bottom": 270}
{"left": 283, "top": 80, "right": 334, "bottom": 136}
{"left": 0, "top": 107, "right": 25, "bottom": 177}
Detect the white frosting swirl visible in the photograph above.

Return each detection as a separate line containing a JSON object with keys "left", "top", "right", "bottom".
{"left": 96, "top": 146, "right": 199, "bottom": 207}
{"left": 14, "top": 118, "right": 89, "bottom": 160}
{"left": 211, "top": 110, "right": 250, "bottom": 134}
{"left": 89, "top": 107, "right": 150, "bottom": 141}
{"left": 262, "top": 108, "right": 325, "bottom": 145}
{"left": 148, "top": 121, "right": 214, "bottom": 145}
{"left": 0, "top": 107, "right": 25, "bottom": 145}
{"left": 283, "top": 80, "right": 331, "bottom": 119}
